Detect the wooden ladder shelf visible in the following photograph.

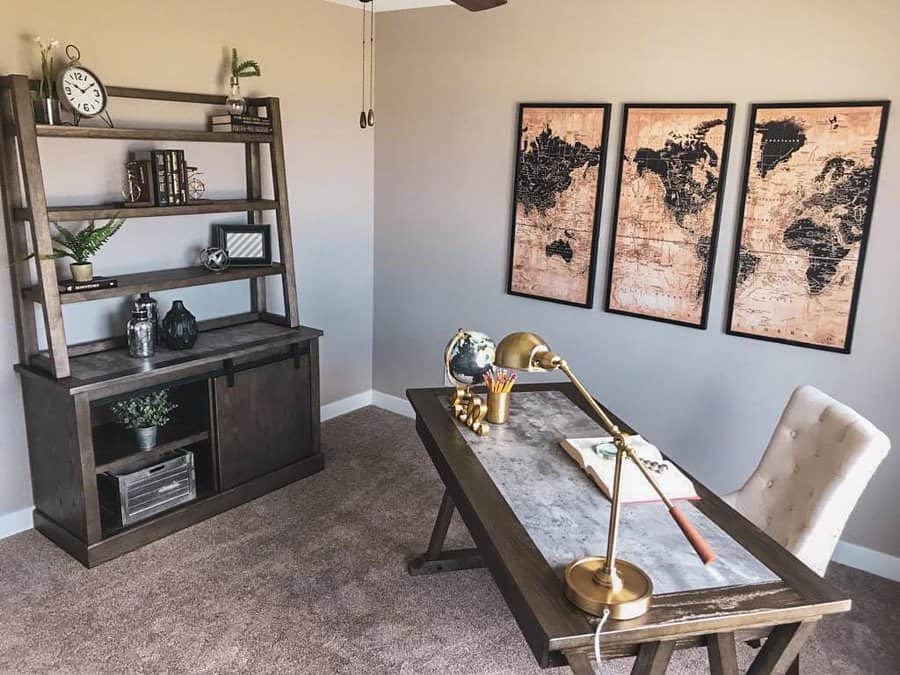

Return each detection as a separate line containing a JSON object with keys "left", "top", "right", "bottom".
{"left": 0, "top": 74, "right": 300, "bottom": 378}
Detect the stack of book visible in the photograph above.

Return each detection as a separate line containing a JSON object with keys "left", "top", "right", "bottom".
{"left": 209, "top": 114, "right": 272, "bottom": 134}
{"left": 128, "top": 150, "right": 190, "bottom": 206}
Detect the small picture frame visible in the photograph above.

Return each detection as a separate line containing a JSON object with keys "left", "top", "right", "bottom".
{"left": 213, "top": 224, "right": 272, "bottom": 267}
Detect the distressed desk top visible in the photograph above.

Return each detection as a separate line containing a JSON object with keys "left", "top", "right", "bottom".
{"left": 452, "top": 390, "right": 778, "bottom": 595}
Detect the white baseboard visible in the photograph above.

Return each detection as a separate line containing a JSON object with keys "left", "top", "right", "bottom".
{"left": 321, "top": 390, "right": 374, "bottom": 421}
{"left": 0, "top": 506, "right": 33, "bottom": 540}
{"left": 320, "top": 389, "right": 414, "bottom": 421}
{"left": 832, "top": 540, "right": 900, "bottom": 582}
{"left": 371, "top": 390, "right": 415, "bottom": 418}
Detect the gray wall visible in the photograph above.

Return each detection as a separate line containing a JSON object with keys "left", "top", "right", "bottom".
{"left": 0, "top": 0, "right": 374, "bottom": 521}
{"left": 374, "top": 0, "right": 900, "bottom": 557}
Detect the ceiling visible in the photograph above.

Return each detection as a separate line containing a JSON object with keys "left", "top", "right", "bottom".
{"left": 324, "top": 0, "right": 453, "bottom": 11}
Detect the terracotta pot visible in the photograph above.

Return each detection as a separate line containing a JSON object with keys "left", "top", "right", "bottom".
{"left": 70, "top": 262, "right": 93, "bottom": 283}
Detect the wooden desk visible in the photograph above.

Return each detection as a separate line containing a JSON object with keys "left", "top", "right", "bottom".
{"left": 406, "top": 383, "right": 850, "bottom": 674}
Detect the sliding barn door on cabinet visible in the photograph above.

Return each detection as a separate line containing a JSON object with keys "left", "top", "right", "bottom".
{"left": 213, "top": 349, "right": 315, "bottom": 490}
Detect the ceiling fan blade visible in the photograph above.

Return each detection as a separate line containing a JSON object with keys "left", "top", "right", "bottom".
{"left": 451, "top": 0, "right": 508, "bottom": 11}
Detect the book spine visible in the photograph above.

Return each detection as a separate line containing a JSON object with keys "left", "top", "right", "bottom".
{"left": 60, "top": 279, "right": 118, "bottom": 293}
{"left": 166, "top": 151, "right": 178, "bottom": 205}
{"left": 210, "top": 114, "right": 270, "bottom": 125}
{"left": 152, "top": 150, "right": 169, "bottom": 206}
{"left": 211, "top": 124, "right": 273, "bottom": 133}
{"left": 178, "top": 150, "right": 188, "bottom": 204}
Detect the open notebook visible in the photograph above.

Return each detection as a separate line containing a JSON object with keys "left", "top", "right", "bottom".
{"left": 560, "top": 436, "right": 699, "bottom": 504}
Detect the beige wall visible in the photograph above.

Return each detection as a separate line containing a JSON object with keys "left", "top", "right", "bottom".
{"left": 0, "top": 0, "right": 374, "bottom": 520}
{"left": 374, "top": 0, "right": 900, "bottom": 558}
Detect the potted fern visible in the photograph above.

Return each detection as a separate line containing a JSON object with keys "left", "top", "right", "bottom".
{"left": 45, "top": 217, "right": 125, "bottom": 283}
{"left": 225, "top": 47, "right": 261, "bottom": 115}
{"left": 111, "top": 390, "right": 178, "bottom": 450}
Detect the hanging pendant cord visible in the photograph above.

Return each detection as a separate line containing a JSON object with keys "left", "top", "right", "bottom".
{"left": 369, "top": 0, "right": 375, "bottom": 113}
{"left": 361, "top": 1, "right": 367, "bottom": 126}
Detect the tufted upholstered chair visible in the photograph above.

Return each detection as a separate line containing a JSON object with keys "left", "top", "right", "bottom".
{"left": 723, "top": 385, "right": 890, "bottom": 576}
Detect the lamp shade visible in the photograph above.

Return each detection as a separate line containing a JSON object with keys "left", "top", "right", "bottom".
{"left": 494, "top": 332, "right": 558, "bottom": 372}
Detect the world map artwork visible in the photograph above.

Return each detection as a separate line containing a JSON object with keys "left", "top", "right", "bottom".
{"left": 607, "top": 106, "right": 734, "bottom": 326}
{"left": 729, "top": 104, "right": 888, "bottom": 351}
{"left": 509, "top": 106, "right": 608, "bottom": 306}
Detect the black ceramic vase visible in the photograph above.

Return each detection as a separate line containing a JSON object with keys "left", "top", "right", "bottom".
{"left": 161, "top": 300, "right": 198, "bottom": 350}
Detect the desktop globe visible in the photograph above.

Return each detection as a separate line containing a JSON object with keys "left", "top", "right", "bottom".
{"left": 444, "top": 329, "right": 496, "bottom": 386}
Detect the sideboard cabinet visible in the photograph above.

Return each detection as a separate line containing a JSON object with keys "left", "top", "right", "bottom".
{"left": 18, "top": 324, "right": 323, "bottom": 567}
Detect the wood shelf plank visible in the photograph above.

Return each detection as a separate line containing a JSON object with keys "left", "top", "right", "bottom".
{"left": 15, "top": 199, "right": 277, "bottom": 222}
{"left": 93, "top": 418, "right": 209, "bottom": 473}
{"left": 22, "top": 263, "right": 284, "bottom": 304}
{"left": 35, "top": 125, "right": 273, "bottom": 144}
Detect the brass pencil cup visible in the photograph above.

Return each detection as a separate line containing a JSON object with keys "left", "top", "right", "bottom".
{"left": 486, "top": 391, "right": 510, "bottom": 424}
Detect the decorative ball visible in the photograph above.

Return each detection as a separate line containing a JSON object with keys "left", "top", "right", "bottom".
{"left": 444, "top": 329, "right": 496, "bottom": 387}
{"left": 200, "top": 246, "right": 230, "bottom": 272}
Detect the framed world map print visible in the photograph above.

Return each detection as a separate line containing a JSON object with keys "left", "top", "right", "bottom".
{"left": 507, "top": 103, "right": 611, "bottom": 307}
{"left": 605, "top": 103, "right": 735, "bottom": 328}
{"left": 726, "top": 101, "right": 890, "bottom": 353}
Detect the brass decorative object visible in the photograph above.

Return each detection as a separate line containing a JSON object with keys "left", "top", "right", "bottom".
{"left": 494, "top": 332, "right": 716, "bottom": 620}
{"left": 486, "top": 391, "right": 510, "bottom": 424}
{"left": 451, "top": 386, "right": 489, "bottom": 436}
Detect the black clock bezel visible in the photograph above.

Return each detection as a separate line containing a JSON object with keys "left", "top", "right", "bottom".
{"left": 56, "top": 64, "right": 109, "bottom": 117}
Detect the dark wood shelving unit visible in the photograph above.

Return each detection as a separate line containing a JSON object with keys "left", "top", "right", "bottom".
{"left": 36, "top": 124, "right": 274, "bottom": 144}
{"left": 93, "top": 419, "right": 209, "bottom": 473}
{"left": 23, "top": 263, "right": 285, "bottom": 304}
{"left": 15, "top": 198, "right": 277, "bottom": 222}
{"left": 0, "top": 74, "right": 323, "bottom": 567}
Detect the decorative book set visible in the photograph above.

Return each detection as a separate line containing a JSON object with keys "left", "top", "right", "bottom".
{"left": 125, "top": 149, "right": 190, "bottom": 206}
{"left": 209, "top": 113, "right": 272, "bottom": 134}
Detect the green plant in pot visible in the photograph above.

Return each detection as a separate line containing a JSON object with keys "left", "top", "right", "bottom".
{"left": 44, "top": 217, "right": 124, "bottom": 283}
{"left": 111, "top": 390, "right": 177, "bottom": 450}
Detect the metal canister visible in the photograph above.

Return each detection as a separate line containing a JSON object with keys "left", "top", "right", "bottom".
{"left": 133, "top": 292, "right": 159, "bottom": 344}
{"left": 127, "top": 309, "right": 155, "bottom": 358}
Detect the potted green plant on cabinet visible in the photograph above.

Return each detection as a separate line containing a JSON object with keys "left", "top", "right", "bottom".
{"left": 111, "top": 390, "right": 178, "bottom": 450}
{"left": 45, "top": 217, "right": 124, "bottom": 283}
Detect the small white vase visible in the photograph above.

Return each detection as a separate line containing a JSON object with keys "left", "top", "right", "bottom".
{"left": 70, "top": 262, "right": 93, "bottom": 283}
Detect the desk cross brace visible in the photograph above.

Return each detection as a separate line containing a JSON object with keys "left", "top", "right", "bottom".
{"left": 407, "top": 489, "right": 484, "bottom": 575}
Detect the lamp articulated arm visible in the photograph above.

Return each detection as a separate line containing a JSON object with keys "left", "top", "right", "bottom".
{"left": 556, "top": 359, "right": 716, "bottom": 567}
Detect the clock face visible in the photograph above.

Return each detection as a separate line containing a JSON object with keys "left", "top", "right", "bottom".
{"left": 59, "top": 66, "right": 107, "bottom": 117}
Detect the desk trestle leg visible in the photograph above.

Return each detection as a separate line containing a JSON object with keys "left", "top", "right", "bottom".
{"left": 407, "top": 489, "right": 484, "bottom": 575}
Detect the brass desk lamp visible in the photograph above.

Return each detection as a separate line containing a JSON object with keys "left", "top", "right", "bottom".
{"left": 494, "top": 332, "right": 716, "bottom": 620}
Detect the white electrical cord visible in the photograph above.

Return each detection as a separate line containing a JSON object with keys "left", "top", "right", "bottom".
{"left": 593, "top": 608, "right": 611, "bottom": 674}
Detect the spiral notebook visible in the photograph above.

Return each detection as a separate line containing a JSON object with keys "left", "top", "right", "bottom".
{"left": 560, "top": 436, "right": 699, "bottom": 504}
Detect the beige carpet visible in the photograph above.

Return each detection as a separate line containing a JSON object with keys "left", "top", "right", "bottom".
{"left": 0, "top": 406, "right": 897, "bottom": 674}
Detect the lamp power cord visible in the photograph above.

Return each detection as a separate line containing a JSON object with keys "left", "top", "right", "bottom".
{"left": 593, "top": 608, "right": 611, "bottom": 674}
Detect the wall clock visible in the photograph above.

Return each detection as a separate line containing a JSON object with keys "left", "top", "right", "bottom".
{"left": 55, "top": 44, "right": 114, "bottom": 127}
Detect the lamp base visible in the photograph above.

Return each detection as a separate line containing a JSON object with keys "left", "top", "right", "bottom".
{"left": 564, "top": 556, "right": 653, "bottom": 620}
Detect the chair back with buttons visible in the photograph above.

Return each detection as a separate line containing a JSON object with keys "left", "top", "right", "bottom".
{"left": 723, "top": 385, "right": 890, "bottom": 576}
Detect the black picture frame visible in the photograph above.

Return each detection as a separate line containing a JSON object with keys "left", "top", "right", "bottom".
{"left": 506, "top": 102, "right": 612, "bottom": 309}
{"left": 213, "top": 224, "right": 272, "bottom": 267}
{"left": 725, "top": 101, "right": 891, "bottom": 354}
{"left": 604, "top": 102, "right": 736, "bottom": 330}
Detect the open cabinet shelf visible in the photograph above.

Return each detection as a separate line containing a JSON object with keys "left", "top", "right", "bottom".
{"left": 93, "top": 420, "right": 210, "bottom": 473}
